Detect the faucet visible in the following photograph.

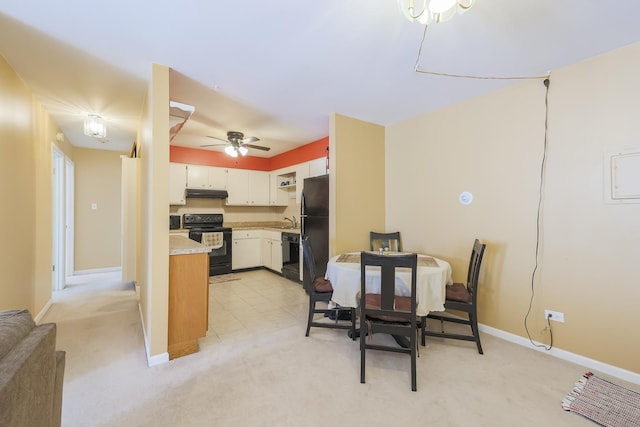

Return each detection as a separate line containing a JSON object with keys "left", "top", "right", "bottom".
{"left": 284, "top": 217, "right": 294, "bottom": 228}
{"left": 292, "top": 215, "right": 297, "bottom": 228}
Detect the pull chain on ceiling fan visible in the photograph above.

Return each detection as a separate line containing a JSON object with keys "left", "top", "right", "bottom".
{"left": 201, "top": 131, "right": 270, "bottom": 157}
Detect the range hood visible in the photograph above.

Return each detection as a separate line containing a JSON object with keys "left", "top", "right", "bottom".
{"left": 185, "top": 188, "right": 228, "bottom": 199}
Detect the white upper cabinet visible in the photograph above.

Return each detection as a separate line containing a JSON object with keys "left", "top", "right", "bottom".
{"left": 295, "top": 162, "right": 310, "bottom": 204}
{"left": 169, "top": 163, "right": 187, "bottom": 205}
{"left": 177, "top": 158, "right": 325, "bottom": 206}
{"left": 186, "top": 164, "right": 227, "bottom": 189}
{"left": 308, "top": 157, "right": 328, "bottom": 177}
{"left": 226, "top": 169, "right": 270, "bottom": 205}
{"left": 249, "top": 170, "right": 270, "bottom": 205}
{"left": 226, "top": 169, "right": 249, "bottom": 204}
{"left": 208, "top": 167, "right": 228, "bottom": 189}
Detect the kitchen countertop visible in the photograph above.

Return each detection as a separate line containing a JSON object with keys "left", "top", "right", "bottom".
{"left": 225, "top": 221, "right": 301, "bottom": 234}
{"left": 234, "top": 226, "right": 301, "bottom": 234}
{"left": 169, "top": 223, "right": 301, "bottom": 235}
{"left": 169, "top": 235, "right": 212, "bottom": 255}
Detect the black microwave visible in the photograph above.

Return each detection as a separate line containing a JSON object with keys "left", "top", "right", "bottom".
{"left": 169, "top": 215, "right": 181, "bottom": 230}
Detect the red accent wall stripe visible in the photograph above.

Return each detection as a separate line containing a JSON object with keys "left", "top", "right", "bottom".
{"left": 169, "top": 136, "right": 329, "bottom": 172}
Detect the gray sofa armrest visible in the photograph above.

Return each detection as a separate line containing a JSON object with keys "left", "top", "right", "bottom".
{"left": 0, "top": 321, "right": 61, "bottom": 427}
{"left": 52, "top": 350, "right": 66, "bottom": 427}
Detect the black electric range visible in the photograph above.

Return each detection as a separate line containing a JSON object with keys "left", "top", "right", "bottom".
{"left": 182, "top": 213, "right": 232, "bottom": 276}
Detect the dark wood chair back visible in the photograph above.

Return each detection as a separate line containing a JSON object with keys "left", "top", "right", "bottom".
{"left": 422, "top": 238, "right": 486, "bottom": 354}
{"left": 369, "top": 231, "right": 402, "bottom": 252}
{"left": 302, "top": 236, "right": 356, "bottom": 338}
{"left": 360, "top": 251, "right": 419, "bottom": 391}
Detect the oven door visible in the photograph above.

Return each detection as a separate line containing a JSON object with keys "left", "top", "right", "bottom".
{"left": 188, "top": 228, "right": 232, "bottom": 276}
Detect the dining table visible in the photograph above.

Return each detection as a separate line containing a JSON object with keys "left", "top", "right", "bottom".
{"left": 325, "top": 251, "right": 453, "bottom": 317}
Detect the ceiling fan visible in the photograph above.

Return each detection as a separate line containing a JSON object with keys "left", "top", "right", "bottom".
{"left": 201, "top": 131, "right": 270, "bottom": 157}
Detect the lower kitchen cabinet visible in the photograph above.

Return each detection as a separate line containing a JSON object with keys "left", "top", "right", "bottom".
{"left": 232, "top": 230, "right": 262, "bottom": 270}
{"left": 262, "top": 231, "right": 283, "bottom": 273}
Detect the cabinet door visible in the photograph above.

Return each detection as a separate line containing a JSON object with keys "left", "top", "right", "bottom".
{"left": 295, "top": 162, "right": 310, "bottom": 204}
{"left": 208, "top": 167, "right": 227, "bottom": 189}
{"left": 169, "top": 163, "right": 187, "bottom": 205}
{"left": 308, "top": 157, "right": 327, "bottom": 178}
{"left": 226, "top": 169, "right": 249, "bottom": 205}
{"left": 271, "top": 238, "right": 283, "bottom": 272}
{"left": 269, "top": 173, "right": 288, "bottom": 206}
{"left": 232, "top": 237, "right": 261, "bottom": 269}
{"left": 261, "top": 238, "right": 272, "bottom": 269}
{"left": 248, "top": 171, "right": 270, "bottom": 205}
{"left": 186, "top": 164, "right": 209, "bottom": 189}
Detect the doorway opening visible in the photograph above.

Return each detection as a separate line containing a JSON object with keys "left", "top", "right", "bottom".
{"left": 52, "top": 146, "right": 74, "bottom": 291}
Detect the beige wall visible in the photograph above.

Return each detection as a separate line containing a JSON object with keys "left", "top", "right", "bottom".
{"left": 0, "top": 53, "right": 73, "bottom": 316}
{"left": 330, "top": 114, "right": 385, "bottom": 256}
{"left": 138, "top": 63, "right": 170, "bottom": 361}
{"left": 386, "top": 43, "right": 640, "bottom": 373}
{"left": 74, "top": 147, "right": 127, "bottom": 271}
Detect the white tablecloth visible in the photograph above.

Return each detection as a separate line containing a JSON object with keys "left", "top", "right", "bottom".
{"left": 325, "top": 252, "right": 452, "bottom": 317}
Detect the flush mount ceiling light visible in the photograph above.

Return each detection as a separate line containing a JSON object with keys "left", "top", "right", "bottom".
{"left": 83, "top": 114, "right": 106, "bottom": 138}
{"left": 398, "top": 0, "right": 475, "bottom": 25}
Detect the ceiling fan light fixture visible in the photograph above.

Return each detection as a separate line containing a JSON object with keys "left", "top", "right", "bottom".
{"left": 224, "top": 145, "right": 238, "bottom": 157}
{"left": 84, "top": 114, "right": 106, "bottom": 138}
{"left": 238, "top": 146, "right": 248, "bottom": 156}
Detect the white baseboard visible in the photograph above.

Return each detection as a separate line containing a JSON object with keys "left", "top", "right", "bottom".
{"left": 33, "top": 300, "right": 53, "bottom": 324}
{"left": 479, "top": 323, "right": 640, "bottom": 385}
{"left": 137, "top": 302, "right": 169, "bottom": 367}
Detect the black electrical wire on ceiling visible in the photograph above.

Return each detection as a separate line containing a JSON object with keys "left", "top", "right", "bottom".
{"left": 414, "top": 24, "right": 550, "bottom": 81}
{"left": 411, "top": 24, "right": 554, "bottom": 349}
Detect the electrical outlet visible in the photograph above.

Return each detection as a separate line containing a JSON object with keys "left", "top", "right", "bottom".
{"left": 544, "top": 309, "right": 565, "bottom": 323}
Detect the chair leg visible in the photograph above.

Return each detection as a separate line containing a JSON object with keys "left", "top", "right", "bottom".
{"left": 469, "top": 311, "right": 483, "bottom": 354}
{"left": 360, "top": 320, "right": 366, "bottom": 384}
{"left": 411, "top": 327, "right": 417, "bottom": 392}
{"left": 350, "top": 307, "right": 356, "bottom": 341}
{"left": 420, "top": 317, "right": 426, "bottom": 346}
{"left": 305, "top": 297, "right": 315, "bottom": 337}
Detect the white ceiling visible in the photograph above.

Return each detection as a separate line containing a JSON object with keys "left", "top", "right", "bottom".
{"left": 1, "top": 1, "right": 640, "bottom": 157}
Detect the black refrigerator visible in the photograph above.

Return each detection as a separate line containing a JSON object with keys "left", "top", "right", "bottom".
{"left": 301, "top": 174, "right": 329, "bottom": 293}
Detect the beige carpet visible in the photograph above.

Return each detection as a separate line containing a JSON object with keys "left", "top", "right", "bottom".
{"left": 42, "top": 269, "right": 636, "bottom": 426}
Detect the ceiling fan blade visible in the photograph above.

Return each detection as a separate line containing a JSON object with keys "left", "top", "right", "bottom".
{"left": 205, "top": 135, "right": 229, "bottom": 143}
{"left": 242, "top": 136, "right": 260, "bottom": 143}
{"left": 200, "top": 143, "right": 228, "bottom": 148}
{"left": 243, "top": 143, "right": 270, "bottom": 151}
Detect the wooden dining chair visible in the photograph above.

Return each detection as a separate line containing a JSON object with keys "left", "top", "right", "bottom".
{"left": 301, "top": 236, "right": 356, "bottom": 339}
{"left": 421, "top": 239, "right": 486, "bottom": 354}
{"left": 369, "top": 231, "right": 402, "bottom": 252}
{"left": 360, "top": 251, "right": 419, "bottom": 391}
